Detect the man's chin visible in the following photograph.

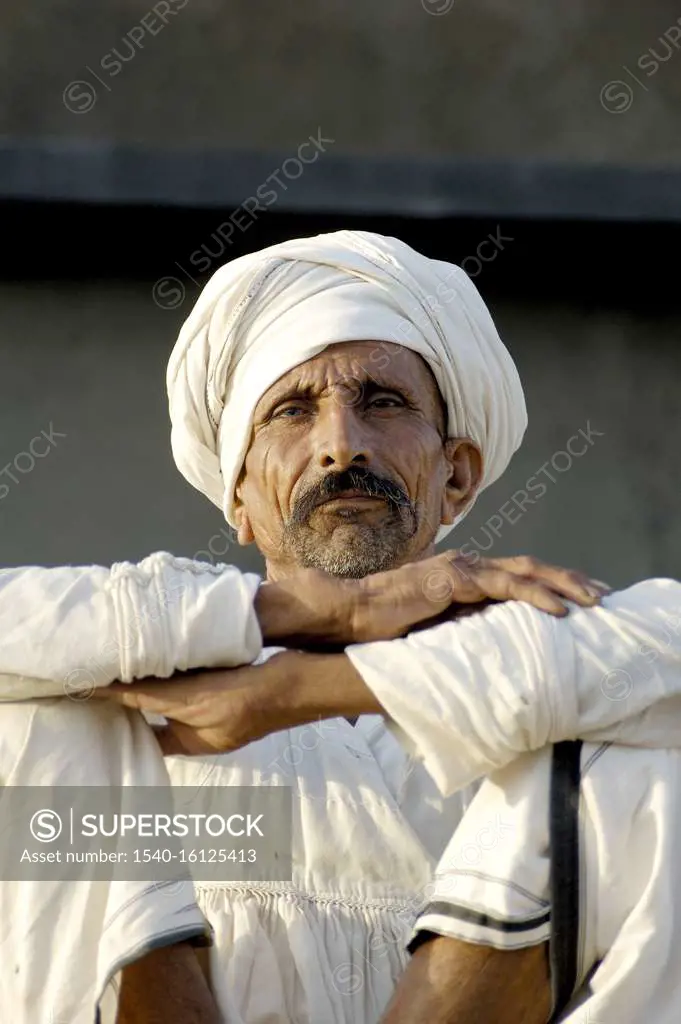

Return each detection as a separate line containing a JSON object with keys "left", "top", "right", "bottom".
{"left": 316, "top": 518, "right": 390, "bottom": 548}
{"left": 292, "top": 522, "right": 408, "bottom": 578}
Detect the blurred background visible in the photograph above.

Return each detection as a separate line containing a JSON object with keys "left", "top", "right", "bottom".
{"left": 1, "top": 0, "right": 679, "bottom": 586}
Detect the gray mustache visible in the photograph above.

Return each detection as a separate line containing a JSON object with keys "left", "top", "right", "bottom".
{"left": 290, "top": 468, "right": 412, "bottom": 524}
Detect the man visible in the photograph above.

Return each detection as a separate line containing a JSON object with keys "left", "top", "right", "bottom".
{"left": 2, "top": 229, "right": 679, "bottom": 1024}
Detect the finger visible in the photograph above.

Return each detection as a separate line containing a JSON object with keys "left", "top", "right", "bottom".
{"left": 469, "top": 568, "right": 570, "bottom": 616}
{"left": 90, "top": 682, "right": 129, "bottom": 699}
{"left": 489, "top": 557, "right": 604, "bottom": 606}
{"left": 90, "top": 683, "right": 164, "bottom": 712}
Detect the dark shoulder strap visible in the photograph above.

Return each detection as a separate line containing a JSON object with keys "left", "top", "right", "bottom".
{"left": 548, "top": 739, "right": 583, "bottom": 1022}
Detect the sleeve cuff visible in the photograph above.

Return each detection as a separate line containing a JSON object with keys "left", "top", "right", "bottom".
{"left": 408, "top": 898, "right": 551, "bottom": 953}
{"left": 111, "top": 553, "right": 263, "bottom": 681}
{"left": 97, "top": 879, "right": 213, "bottom": 1004}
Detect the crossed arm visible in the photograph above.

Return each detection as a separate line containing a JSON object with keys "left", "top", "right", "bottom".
{"left": 0, "top": 550, "right": 598, "bottom": 700}
{"left": 98, "top": 576, "right": 681, "bottom": 793}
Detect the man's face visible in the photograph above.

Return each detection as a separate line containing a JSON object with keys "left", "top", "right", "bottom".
{"left": 234, "top": 341, "right": 481, "bottom": 578}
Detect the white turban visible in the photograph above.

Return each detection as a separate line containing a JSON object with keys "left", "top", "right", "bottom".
{"left": 167, "top": 230, "right": 527, "bottom": 542}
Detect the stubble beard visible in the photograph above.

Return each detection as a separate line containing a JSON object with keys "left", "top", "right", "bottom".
{"left": 282, "top": 508, "right": 418, "bottom": 578}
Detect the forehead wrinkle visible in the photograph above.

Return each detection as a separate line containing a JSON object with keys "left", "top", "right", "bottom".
{"left": 259, "top": 346, "right": 427, "bottom": 400}
{"left": 253, "top": 342, "right": 446, "bottom": 435}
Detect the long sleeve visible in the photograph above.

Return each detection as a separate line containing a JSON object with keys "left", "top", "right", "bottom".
{"left": 346, "top": 578, "right": 681, "bottom": 796}
{"left": 0, "top": 552, "right": 263, "bottom": 700}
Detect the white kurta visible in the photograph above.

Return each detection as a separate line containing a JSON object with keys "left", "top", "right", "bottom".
{"left": 1, "top": 554, "right": 681, "bottom": 1022}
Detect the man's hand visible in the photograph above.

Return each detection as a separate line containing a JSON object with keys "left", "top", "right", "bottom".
{"left": 350, "top": 552, "right": 607, "bottom": 643}
{"left": 259, "top": 553, "right": 608, "bottom": 648}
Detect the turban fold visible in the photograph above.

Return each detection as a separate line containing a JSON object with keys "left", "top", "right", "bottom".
{"left": 167, "top": 230, "right": 527, "bottom": 541}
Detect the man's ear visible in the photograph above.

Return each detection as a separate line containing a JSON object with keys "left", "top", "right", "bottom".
{"left": 440, "top": 439, "right": 483, "bottom": 525}
{"left": 233, "top": 483, "right": 255, "bottom": 546}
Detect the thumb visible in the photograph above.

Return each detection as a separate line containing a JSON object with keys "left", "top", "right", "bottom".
{"left": 153, "top": 721, "right": 217, "bottom": 757}
{"left": 152, "top": 724, "right": 190, "bottom": 757}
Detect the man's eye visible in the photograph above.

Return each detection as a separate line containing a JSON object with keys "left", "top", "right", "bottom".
{"left": 273, "top": 405, "right": 306, "bottom": 418}
{"left": 369, "top": 396, "right": 402, "bottom": 408}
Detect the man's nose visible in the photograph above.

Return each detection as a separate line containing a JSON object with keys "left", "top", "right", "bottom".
{"left": 315, "top": 402, "right": 372, "bottom": 470}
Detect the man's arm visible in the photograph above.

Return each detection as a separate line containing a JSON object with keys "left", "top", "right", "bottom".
{"left": 116, "top": 942, "right": 221, "bottom": 1024}
{"left": 343, "top": 576, "right": 681, "bottom": 794}
{"left": 0, "top": 551, "right": 600, "bottom": 700}
{"left": 379, "top": 936, "right": 551, "bottom": 1024}
{"left": 100, "top": 579, "right": 681, "bottom": 789}
{"left": 0, "top": 553, "right": 262, "bottom": 699}
{"left": 255, "top": 553, "right": 602, "bottom": 646}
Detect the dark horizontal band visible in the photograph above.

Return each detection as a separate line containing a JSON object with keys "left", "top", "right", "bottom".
{"left": 1, "top": 136, "right": 680, "bottom": 223}
{"left": 418, "top": 900, "right": 551, "bottom": 934}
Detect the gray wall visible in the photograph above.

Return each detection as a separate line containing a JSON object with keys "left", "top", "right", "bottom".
{"left": 1, "top": 279, "right": 678, "bottom": 588}
{"left": 3, "top": 0, "right": 681, "bottom": 165}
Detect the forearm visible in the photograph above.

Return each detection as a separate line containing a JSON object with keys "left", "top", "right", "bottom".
{"left": 253, "top": 581, "right": 347, "bottom": 648}
{"left": 0, "top": 560, "right": 353, "bottom": 702}
{"left": 0, "top": 554, "right": 262, "bottom": 699}
{"left": 345, "top": 579, "right": 681, "bottom": 796}
{"left": 380, "top": 936, "right": 551, "bottom": 1024}
{"left": 248, "top": 649, "right": 383, "bottom": 739}
{"left": 116, "top": 942, "right": 221, "bottom": 1024}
